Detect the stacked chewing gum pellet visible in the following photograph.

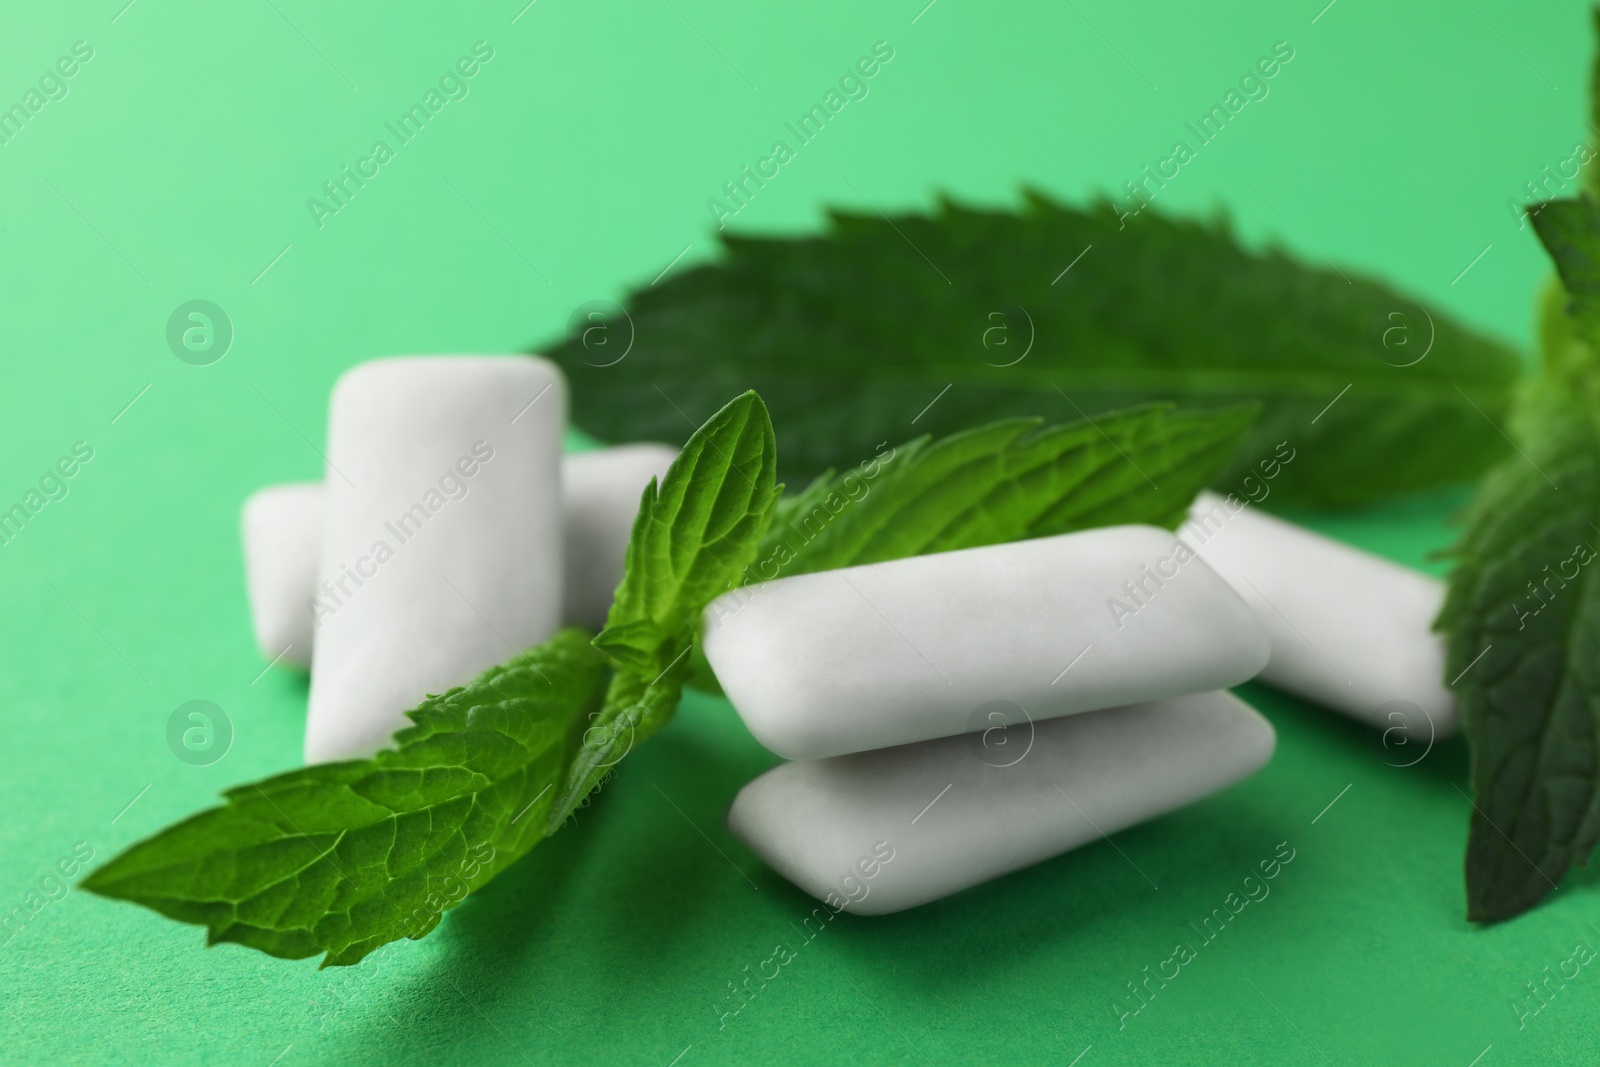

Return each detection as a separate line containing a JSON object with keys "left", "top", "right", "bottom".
{"left": 242, "top": 355, "right": 1456, "bottom": 914}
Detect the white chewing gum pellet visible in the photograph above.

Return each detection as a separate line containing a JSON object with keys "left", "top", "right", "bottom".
{"left": 1180, "top": 491, "right": 1455, "bottom": 739}
{"left": 728, "top": 690, "right": 1275, "bottom": 914}
{"left": 239, "top": 445, "right": 675, "bottom": 662}
{"left": 702, "top": 525, "right": 1270, "bottom": 760}
{"left": 305, "top": 356, "right": 565, "bottom": 763}
{"left": 561, "top": 444, "right": 676, "bottom": 630}
{"left": 241, "top": 483, "right": 322, "bottom": 669}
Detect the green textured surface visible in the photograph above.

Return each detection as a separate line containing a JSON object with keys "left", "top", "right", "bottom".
{"left": 2, "top": 0, "right": 1597, "bottom": 1063}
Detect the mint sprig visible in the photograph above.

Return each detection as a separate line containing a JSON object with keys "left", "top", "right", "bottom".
{"left": 86, "top": 393, "right": 781, "bottom": 966}
{"left": 565, "top": 392, "right": 779, "bottom": 810}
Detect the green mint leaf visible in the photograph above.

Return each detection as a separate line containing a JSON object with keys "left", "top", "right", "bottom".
{"left": 547, "top": 654, "right": 694, "bottom": 822}
{"left": 84, "top": 629, "right": 609, "bottom": 967}
{"left": 757, "top": 402, "right": 1256, "bottom": 579}
{"left": 1437, "top": 391, "right": 1600, "bottom": 922}
{"left": 593, "top": 390, "right": 779, "bottom": 677}
{"left": 543, "top": 193, "right": 1521, "bottom": 508}
{"left": 1530, "top": 197, "right": 1600, "bottom": 397}
{"left": 1440, "top": 194, "right": 1600, "bottom": 922}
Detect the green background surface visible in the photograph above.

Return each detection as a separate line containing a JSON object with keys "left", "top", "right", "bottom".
{"left": 0, "top": 0, "right": 1594, "bottom": 1063}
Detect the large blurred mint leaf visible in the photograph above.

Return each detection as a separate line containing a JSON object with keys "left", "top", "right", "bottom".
{"left": 543, "top": 192, "right": 1521, "bottom": 508}
{"left": 1440, "top": 194, "right": 1600, "bottom": 922}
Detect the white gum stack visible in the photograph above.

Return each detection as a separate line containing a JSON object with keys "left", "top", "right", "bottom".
{"left": 705, "top": 524, "right": 1279, "bottom": 912}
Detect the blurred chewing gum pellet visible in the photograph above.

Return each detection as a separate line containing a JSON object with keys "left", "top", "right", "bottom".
{"left": 241, "top": 482, "right": 322, "bottom": 668}
{"left": 1180, "top": 490, "right": 1456, "bottom": 739}
{"left": 305, "top": 355, "right": 565, "bottom": 763}
{"left": 239, "top": 444, "right": 675, "bottom": 667}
